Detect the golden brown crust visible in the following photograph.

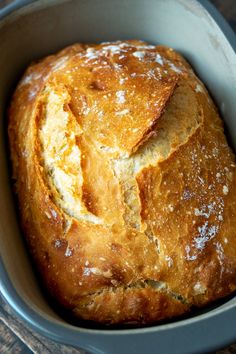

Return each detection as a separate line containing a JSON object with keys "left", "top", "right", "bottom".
{"left": 8, "top": 40, "right": 236, "bottom": 325}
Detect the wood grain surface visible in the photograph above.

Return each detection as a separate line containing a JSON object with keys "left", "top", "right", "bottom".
{"left": 0, "top": 0, "right": 236, "bottom": 353}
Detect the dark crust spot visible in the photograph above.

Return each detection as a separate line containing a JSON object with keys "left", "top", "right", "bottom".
{"left": 111, "top": 243, "right": 123, "bottom": 253}
{"left": 90, "top": 80, "right": 106, "bottom": 91}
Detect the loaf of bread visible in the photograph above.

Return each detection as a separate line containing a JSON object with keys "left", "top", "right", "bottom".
{"left": 8, "top": 40, "right": 236, "bottom": 325}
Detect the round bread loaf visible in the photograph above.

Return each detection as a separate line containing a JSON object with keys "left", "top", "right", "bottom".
{"left": 8, "top": 40, "right": 236, "bottom": 325}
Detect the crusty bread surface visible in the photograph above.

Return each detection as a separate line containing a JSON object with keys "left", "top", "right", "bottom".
{"left": 8, "top": 40, "right": 236, "bottom": 325}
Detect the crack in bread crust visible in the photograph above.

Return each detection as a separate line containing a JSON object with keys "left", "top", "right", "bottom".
{"left": 79, "top": 278, "right": 189, "bottom": 305}
{"left": 39, "top": 81, "right": 202, "bottom": 228}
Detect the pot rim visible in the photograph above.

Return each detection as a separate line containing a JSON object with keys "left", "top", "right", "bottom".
{"left": 1, "top": 0, "right": 236, "bottom": 352}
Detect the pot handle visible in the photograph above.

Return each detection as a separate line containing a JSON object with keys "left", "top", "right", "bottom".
{"left": 0, "top": 0, "right": 34, "bottom": 19}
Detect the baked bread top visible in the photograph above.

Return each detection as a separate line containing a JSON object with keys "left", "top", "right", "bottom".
{"left": 8, "top": 40, "right": 236, "bottom": 325}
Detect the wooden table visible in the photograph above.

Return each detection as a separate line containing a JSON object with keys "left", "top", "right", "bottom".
{"left": 1, "top": 0, "right": 236, "bottom": 353}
